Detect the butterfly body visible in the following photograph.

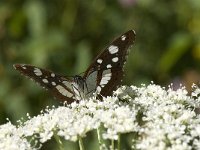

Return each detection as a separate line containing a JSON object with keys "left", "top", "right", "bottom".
{"left": 72, "top": 75, "right": 92, "bottom": 100}
{"left": 14, "top": 30, "right": 136, "bottom": 103}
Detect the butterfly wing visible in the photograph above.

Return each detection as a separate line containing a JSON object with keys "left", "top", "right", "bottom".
{"left": 13, "top": 64, "right": 75, "bottom": 103}
{"left": 84, "top": 30, "right": 136, "bottom": 97}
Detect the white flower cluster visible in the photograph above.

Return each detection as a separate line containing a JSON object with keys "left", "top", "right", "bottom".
{"left": 0, "top": 122, "right": 32, "bottom": 150}
{"left": 0, "top": 92, "right": 138, "bottom": 149}
{"left": 1, "top": 83, "right": 200, "bottom": 150}
{"left": 115, "top": 84, "right": 200, "bottom": 150}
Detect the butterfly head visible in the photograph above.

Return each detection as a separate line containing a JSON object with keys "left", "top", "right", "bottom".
{"left": 73, "top": 75, "right": 85, "bottom": 87}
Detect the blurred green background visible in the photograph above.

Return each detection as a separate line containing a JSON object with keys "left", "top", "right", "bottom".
{"left": 1, "top": 0, "right": 200, "bottom": 149}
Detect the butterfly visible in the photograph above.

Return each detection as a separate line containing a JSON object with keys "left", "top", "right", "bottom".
{"left": 13, "top": 30, "right": 136, "bottom": 104}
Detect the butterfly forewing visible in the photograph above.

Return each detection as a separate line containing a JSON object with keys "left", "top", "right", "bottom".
{"left": 13, "top": 64, "right": 75, "bottom": 103}
{"left": 84, "top": 30, "right": 136, "bottom": 96}
{"left": 14, "top": 30, "right": 136, "bottom": 103}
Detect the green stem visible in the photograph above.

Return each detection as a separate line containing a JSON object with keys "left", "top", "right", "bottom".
{"left": 97, "top": 124, "right": 107, "bottom": 150}
{"left": 97, "top": 127, "right": 103, "bottom": 146}
{"left": 111, "top": 139, "right": 115, "bottom": 150}
{"left": 54, "top": 134, "right": 64, "bottom": 150}
{"left": 78, "top": 137, "right": 85, "bottom": 150}
{"left": 118, "top": 134, "right": 121, "bottom": 150}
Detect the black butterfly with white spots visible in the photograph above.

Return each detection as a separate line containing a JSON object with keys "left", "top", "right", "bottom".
{"left": 13, "top": 30, "right": 136, "bottom": 104}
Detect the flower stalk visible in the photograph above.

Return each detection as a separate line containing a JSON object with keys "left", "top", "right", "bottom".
{"left": 97, "top": 124, "right": 105, "bottom": 149}
{"left": 118, "top": 134, "right": 121, "bottom": 150}
{"left": 54, "top": 134, "right": 64, "bottom": 150}
{"left": 78, "top": 137, "right": 85, "bottom": 150}
{"left": 111, "top": 139, "right": 115, "bottom": 150}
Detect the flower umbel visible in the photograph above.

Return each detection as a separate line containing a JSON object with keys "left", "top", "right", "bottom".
{"left": 1, "top": 83, "right": 200, "bottom": 150}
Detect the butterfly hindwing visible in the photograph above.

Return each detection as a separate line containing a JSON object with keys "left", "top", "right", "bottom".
{"left": 13, "top": 64, "right": 75, "bottom": 103}
{"left": 84, "top": 30, "right": 136, "bottom": 96}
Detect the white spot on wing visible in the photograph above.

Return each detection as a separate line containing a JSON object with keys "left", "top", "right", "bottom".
{"left": 72, "top": 85, "right": 82, "bottom": 100}
{"left": 105, "top": 73, "right": 112, "bottom": 77}
{"left": 34, "top": 68, "right": 42, "bottom": 76}
{"left": 97, "top": 59, "right": 103, "bottom": 64}
{"left": 56, "top": 85, "right": 73, "bottom": 97}
{"left": 62, "top": 81, "right": 73, "bottom": 91}
{"left": 73, "top": 87, "right": 80, "bottom": 96}
{"left": 112, "top": 57, "right": 119, "bottom": 62}
{"left": 51, "top": 73, "right": 55, "bottom": 77}
{"left": 121, "top": 35, "right": 126, "bottom": 41}
{"left": 96, "top": 86, "right": 101, "bottom": 93}
{"left": 108, "top": 45, "right": 118, "bottom": 54}
{"left": 100, "top": 78, "right": 109, "bottom": 85}
{"left": 106, "top": 64, "right": 112, "bottom": 69}
{"left": 42, "top": 79, "right": 48, "bottom": 83}
{"left": 22, "top": 66, "right": 26, "bottom": 70}
{"left": 52, "top": 82, "right": 56, "bottom": 86}
{"left": 100, "top": 69, "right": 112, "bottom": 86}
